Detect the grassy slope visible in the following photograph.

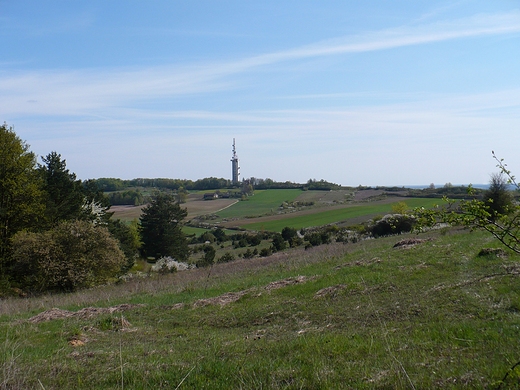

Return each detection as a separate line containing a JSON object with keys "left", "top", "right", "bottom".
{"left": 2, "top": 228, "right": 520, "bottom": 389}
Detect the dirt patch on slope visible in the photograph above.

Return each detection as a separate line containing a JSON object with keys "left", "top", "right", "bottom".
{"left": 27, "top": 303, "right": 144, "bottom": 323}
{"left": 393, "top": 238, "right": 430, "bottom": 248}
{"left": 264, "top": 275, "right": 308, "bottom": 291}
{"left": 189, "top": 276, "right": 311, "bottom": 308}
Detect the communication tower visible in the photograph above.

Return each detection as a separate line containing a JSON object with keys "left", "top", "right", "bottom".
{"left": 231, "top": 138, "right": 240, "bottom": 185}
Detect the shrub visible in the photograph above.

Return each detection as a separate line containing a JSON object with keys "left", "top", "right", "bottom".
{"left": 271, "top": 233, "right": 286, "bottom": 252}
{"left": 281, "top": 227, "right": 297, "bottom": 241}
{"left": 484, "top": 173, "right": 513, "bottom": 220}
{"left": 11, "top": 220, "right": 126, "bottom": 292}
{"left": 196, "top": 245, "right": 216, "bottom": 268}
{"left": 304, "top": 232, "right": 323, "bottom": 247}
{"left": 199, "top": 232, "right": 216, "bottom": 243}
{"left": 150, "top": 257, "right": 190, "bottom": 273}
{"left": 259, "top": 247, "right": 272, "bottom": 257}
{"left": 242, "top": 248, "right": 255, "bottom": 259}
{"left": 369, "top": 214, "right": 416, "bottom": 238}
{"left": 217, "top": 252, "right": 235, "bottom": 263}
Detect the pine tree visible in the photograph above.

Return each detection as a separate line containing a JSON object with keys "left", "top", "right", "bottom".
{"left": 139, "top": 192, "right": 189, "bottom": 260}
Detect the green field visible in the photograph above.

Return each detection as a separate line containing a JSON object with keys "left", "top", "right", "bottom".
{"left": 242, "top": 197, "right": 441, "bottom": 232}
{"left": 215, "top": 189, "right": 303, "bottom": 219}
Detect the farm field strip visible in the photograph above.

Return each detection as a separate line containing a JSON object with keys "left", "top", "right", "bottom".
{"left": 238, "top": 197, "right": 441, "bottom": 232}
{"left": 215, "top": 189, "right": 303, "bottom": 219}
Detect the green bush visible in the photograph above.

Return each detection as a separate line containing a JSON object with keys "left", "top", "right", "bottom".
{"left": 271, "top": 233, "right": 286, "bottom": 252}
{"left": 217, "top": 252, "right": 235, "bottom": 263}
{"left": 11, "top": 220, "right": 126, "bottom": 292}
{"left": 259, "top": 247, "right": 272, "bottom": 257}
{"left": 196, "top": 245, "right": 216, "bottom": 268}
{"left": 369, "top": 214, "right": 415, "bottom": 238}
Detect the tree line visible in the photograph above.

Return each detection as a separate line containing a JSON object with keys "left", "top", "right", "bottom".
{"left": 92, "top": 176, "right": 342, "bottom": 194}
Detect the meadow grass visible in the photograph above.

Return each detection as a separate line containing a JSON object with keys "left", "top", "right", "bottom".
{"left": 3, "top": 228, "right": 520, "bottom": 388}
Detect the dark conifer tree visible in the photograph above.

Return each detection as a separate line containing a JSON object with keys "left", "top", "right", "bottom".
{"left": 139, "top": 192, "right": 189, "bottom": 260}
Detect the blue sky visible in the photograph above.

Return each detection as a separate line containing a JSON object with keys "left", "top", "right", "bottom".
{"left": 1, "top": 1, "right": 519, "bottom": 186}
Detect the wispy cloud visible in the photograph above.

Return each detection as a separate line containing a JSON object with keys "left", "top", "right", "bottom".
{"left": 237, "top": 11, "right": 520, "bottom": 67}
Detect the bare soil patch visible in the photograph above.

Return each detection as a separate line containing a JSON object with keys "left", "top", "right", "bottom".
{"left": 264, "top": 275, "right": 309, "bottom": 291}
{"left": 314, "top": 284, "right": 347, "bottom": 299}
{"left": 393, "top": 238, "right": 430, "bottom": 248}
{"left": 27, "top": 303, "right": 144, "bottom": 323}
{"left": 192, "top": 276, "right": 310, "bottom": 307}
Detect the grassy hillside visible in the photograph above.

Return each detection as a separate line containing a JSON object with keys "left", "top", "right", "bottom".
{"left": 2, "top": 228, "right": 520, "bottom": 389}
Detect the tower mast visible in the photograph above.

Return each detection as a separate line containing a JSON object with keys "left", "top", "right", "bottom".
{"left": 231, "top": 138, "right": 240, "bottom": 186}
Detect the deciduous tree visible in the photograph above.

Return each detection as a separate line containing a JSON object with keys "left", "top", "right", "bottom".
{"left": 0, "top": 123, "right": 44, "bottom": 264}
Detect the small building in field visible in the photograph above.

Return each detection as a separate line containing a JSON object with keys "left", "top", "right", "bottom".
{"left": 203, "top": 193, "right": 219, "bottom": 200}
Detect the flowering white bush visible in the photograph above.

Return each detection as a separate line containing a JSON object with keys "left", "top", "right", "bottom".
{"left": 151, "top": 257, "right": 191, "bottom": 273}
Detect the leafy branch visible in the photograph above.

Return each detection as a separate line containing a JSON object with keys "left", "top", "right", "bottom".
{"left": 414, "top": 152, "right": 520, "bottom": 254}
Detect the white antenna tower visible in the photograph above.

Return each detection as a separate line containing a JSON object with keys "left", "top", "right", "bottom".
{"left": 231, "top": 138, "right": 240, "bottom": 185}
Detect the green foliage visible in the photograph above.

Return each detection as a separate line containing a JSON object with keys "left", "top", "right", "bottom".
{"left": 0, "top": 123, "right": 45, "bottom": 263}
{"left": 10, "top": 220, "right": 125, "bottom": 292}
{"left": 107, "top": 189, "right": 145, "bottom": 206}
{"left": 139, "top": 192, "right": 189, "bottom": 260}
{"left": 304, "top": 178, "right": 341, "bottom": 190}
{"left": 92, "top": 177, "right": 126, "bottom": 191}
